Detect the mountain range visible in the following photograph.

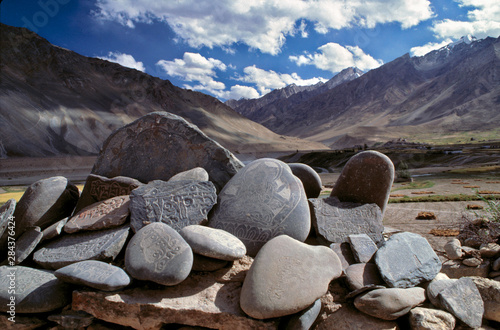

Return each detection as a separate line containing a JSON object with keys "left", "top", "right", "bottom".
{"left": 228, "top": 35, "right": 500, "bottom": 148}
{"left": 0, "top": 23, "right": 327, "bottom": 158}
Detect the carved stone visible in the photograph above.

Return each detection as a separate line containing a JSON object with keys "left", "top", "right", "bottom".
{"left": 91, "top": 112, "right": 243, "bottom": 191}
{"left": 209, "top": 158, "right": 311, "bottom": 256}
{"left": 125, "top": 222, "right": 193, "bottom": 286}
{"left": 309, "top": 197, "right": 384, "bottom": 245}
{"left": 65, "top": 195, "right": 130, "bottom": 233}
{"left": 130, "top": 180, "right": 217, "bottom": 233}
{"left": 73, "top": 174, "right": 143, "bottom": 214}
{"left": 33, "top": 225, "right": 130, "bottom": 270}
{"left": 0, "top": 199, "right": 15, "bottom": 239}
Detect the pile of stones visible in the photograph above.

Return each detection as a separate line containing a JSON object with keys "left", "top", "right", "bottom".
{"left": 0, "top": 112, "right": 499, "bottom": 329}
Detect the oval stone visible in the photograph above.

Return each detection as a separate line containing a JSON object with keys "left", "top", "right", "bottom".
{"left": 168, "top": 167, "right": 209, "bottom": 182}
{"left": 64, "top": 195, "right": 130, "bottom": 233}
{"left": 55, "top": 260, "right": 130, "bottom": 291}
{"left": 0, "top": 266, "right": 71, "bottom": 313}
{"left": 209, "top": 158, "right": 311, "bottom": 257}
{"left": 179, "top": 225, "right": 246, "bottom": 261}
{"left": 288, "top": 163, "right": 322, "bottom": 198}
{"left": 125, "top": 222, "right": 193, "bottom": 286}
{"left": 240, "top": 235, "right": 342, "bottom": 319}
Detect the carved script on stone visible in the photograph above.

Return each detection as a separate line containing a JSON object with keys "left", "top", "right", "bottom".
{"left": 140, "top": 231, "right": 181, "bottom": 272}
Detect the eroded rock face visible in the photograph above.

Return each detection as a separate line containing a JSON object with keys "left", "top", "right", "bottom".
{"left": 209, "top": 158, "right": 311, "bottom": 256}
{"left": 91, "top": 112, "right": 244, "bottom": 191}
{"left": 240, "top": 235, "right": 341, "bottom": 319}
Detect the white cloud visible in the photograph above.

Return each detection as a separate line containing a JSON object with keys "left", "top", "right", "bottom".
{"left": 410, "top": 39, "right": 453, "bottom": 57}
{"left": 94, "top": 0, "right": 434, "bottom": 55}
{"left": 289, "top": 43, "right": 383, "bottom": 73}
{"left": 98, "top": 52, "right": 146, "bottom": 72}
{"left": 223, "top": 85, "right": 261, "bottom": 100}
{"left": 432, "top": 1, "right": 500, "bottom": 39}
{"left": 236, "top": 65, "right": 328, "bottom": 95}
{"left": 156, "top": 52, "right": 227, "bottom": 95}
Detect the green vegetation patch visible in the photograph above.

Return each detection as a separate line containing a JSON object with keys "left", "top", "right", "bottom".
{"left": 392, "top": 180, "right": 435, "bottom": 192}
{"left": 389, "top": 194, "right": 500, "bottom": 203}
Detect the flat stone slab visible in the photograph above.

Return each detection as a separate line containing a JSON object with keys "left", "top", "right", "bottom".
{"left": 64, "top": 195, "right": 130, "bottom": 233}
{"left": 209, "top": 158, "right": 310, "bottom": 256}
{"left": 73, "top": 174, "right": 143, "bottom": 214}
{"left": 55, "top": 260, "right": 130, "bottom": 291}
{"left": 42, "top": 217, "right": 68, "bottom": 241}
{"left": 469, "top": 276, "right": 500, "bottom": 323}
{"left": 15, "top": 226, "right": 43, "bottom": 264}
{"left": 33, "top": 225, "right": 130, "bottom": 269}
{"left": 240, "top": 235, "right": 341, "bottom": 319}
{"left": 348, "top": 234, "right": 378, "bottom": 263}
{"left": 130, "top": 180, "right": 217, "bottom": 233}
{"left": 72, "top": 258, "right": 279, "bottom": 329}
{"left": 179, "top": 225, "right": 246, "bottom": 261}
{"left": 288, "top": 163, "right": 322, "bottom": 198}
{"left": 309, "top": 197, "right": 384, "bottom": 245}
{"left": 439, "top": 277, "right": 484, "bottom": 328}
{"left": 125, "top": 222, "right": 193, "bottom": 286}
{"left": 91, "top": 112, "right": 244, "bottom": 191}
{"left": 375, "top": 232, "right": 441, "bottom": 288}
{"left": 0, "top": 266, "right": 71, "bottom": 313}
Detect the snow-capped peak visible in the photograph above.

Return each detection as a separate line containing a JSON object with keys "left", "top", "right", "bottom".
{"left": 449, "top": 34, "right": 477, "bottom": 48}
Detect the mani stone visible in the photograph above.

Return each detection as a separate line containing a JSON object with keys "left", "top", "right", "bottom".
{"left": 179, "top": 225, "right": 246, "bottom": 261}
{"left": 125, "top": 222, "right": 193, "bottom": 286}
{"left": 42, "top": 217, "right": 68, "bottom": 241}
{"left": 348, "top": 234, "right": 378, "bottom": 263}
{"left": 280, "top": 298, "right": 322, "bottom": 330}
{"left": 309, "top": 196, "right": 384, "bottom": 245}
{"left": 375, "top": 232, "right": 441, "bottom": 288}
{"left": 6, "top": 176, "right": 79, "bottom": 239}
{"left": 240, "top": 235, "right": 342, "bottom": 319}
{"left": 354, "top": 287, "right": 426, "bottom": 320}
{"left": 438, "top": 277, "right": 484, "bottom": 328}
{"left": 55, "top": 260, "right": 131, "bottom": 291}
{"left": 0, "top": 198, "right": 15, "bottom": 238}
{"left": 15, "top": 226, "right": 43, "bottom": 264}
{"left": 209, "top": 158, "right": 311, "bottom": 257}
{"left": 330, "top": 150, "right": 394, "bottom": 215}
{"left": 90, "top": 111, "right": 244, "bottom": 191}
{"left": 288, "top": 163, "right": 322, "bottom": 198}
{"left": 0, "top": 266, "right": 71, "bottom": 313}
{"left": 409, "top": 307, "right": 456, "bottom": 330}
{"left": 73, "top": 174, "right": 143, "bottom": 214}
{"left": 33, "top": 225, "right": 130, "bottom": 270}
{"left": 64, "top": 195, "right": 130, "bottom": 233}
{"left": 168, "top": 167, "right": 209, "bottom": 182}
{"left": 130, "top": 180, "right": 217, "bottom": 233}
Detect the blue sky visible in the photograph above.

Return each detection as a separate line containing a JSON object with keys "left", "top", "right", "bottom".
{"left": 1, "top": 1, "right": 499, "bottom": 101}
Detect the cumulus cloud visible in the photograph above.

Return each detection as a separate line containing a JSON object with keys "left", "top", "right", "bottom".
{"left": 94, "top": 0, "right": 434, "bottom": 55}
{"left": 98, "top": 52, "right": 146, "bottom": 72}
{"left": 236, "top": 65, "right": 328, "bottom": 95}
{"left": 156, "top": 52, "right": 227, "bottom": 95}
{"left": 410, "top": 39, "right": 453, "bottom": 57}
{"left": 222, "top": 85, "right": 261, "bottom": 100}
{"left": 432, "top": 1, "right": 500, "bottom": 39}
{"left": 289, "top": 43, "right": 383, "bottom": 73}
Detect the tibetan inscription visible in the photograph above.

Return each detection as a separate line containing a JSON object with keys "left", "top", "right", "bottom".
{"left": 130, "top": 180, "right": 217, "bottom": 233}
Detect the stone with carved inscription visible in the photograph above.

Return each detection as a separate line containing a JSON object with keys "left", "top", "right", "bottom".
{"left": 0, "top": 198, "right": 16, "bottom": 239}
{"left": 73, "top": 174, "right": 143, "bottom": 214}
{"left": 180, "top": 225, "right": 246, "bottom": 261}
{"left": 15, "top": 226, "right": 43, "bottom": 264}
{"left": 288, "top": 163, "right": 322, "bottom": 198}
{"left": 240, "top": 235, "right": 342, "bottom": 319}
{"left": 91, "top": 112, "right": 244, "bottom": 191}
{"left": 330, "top": 151, "right": 394, "bottom": 215}
{"left": 375, "top": 232, "right": 441, "bottom": 288}
{"left": 0, "top": 265, "right": 71, "bottom": 313}
{"left": 309, "top": 197, "right": 384, "bottom": 245}
{"left": 55, "top": 260, "right": 131, "bottom": 291}
{"left": 208, "top": 158, "right": 311, "bottom": 257}
{"left": 64, "top": 195, "right": 130, "bottom": 233}
{"left": 130, "top": 180, "right": 217, "bottom": 233}
{"left": 168, "top": 167, "right": 210, "bottom": 182}
{"left": 33, "top": 225, "right": 130, "bottom": 270}
{"left": 125, "top": 222, "right": 193, "bottom": 286}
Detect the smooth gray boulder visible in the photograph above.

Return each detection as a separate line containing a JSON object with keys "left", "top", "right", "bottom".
{"left": 375, "top": 232, "right": 441, "bottom": 288}
{"left": 168, "top": 167, "right": 209, "bottom": 182}
{"left": 55, "top": 260, "right": 130, "bottom": 291}
{"left": 426, "top": 273, "right": 457, "bottom": 309}
{"left": 288, "top": 163, "right": 322, "bottom": 198}
{"left": 240, "top": 235, "right": 341, "bottom": 319}
{"left": 179, "top": 225, "right": 246, "bottom": 261}
{"left": 209, "top": 158, "right": 311, "bottom": 257}
{"left": 125, "top": 222, "right": 193, "bottom": 286}
{"left": 444, "top": 239, "right": 463, "bottom": 260}
{"left": 130, "top": 180, "right": 217, "bottom": 233}
{"left": 330, "top": 150, "right": 394, "bottom": 215}
{"left": 91, "top": 112, "right": 243, "bottom": 191}
{"left": 33, "top": 225, "right": 130, "bottom": 270}
{"left": 0, "top": 266, "right": 71, "bottom": 313}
